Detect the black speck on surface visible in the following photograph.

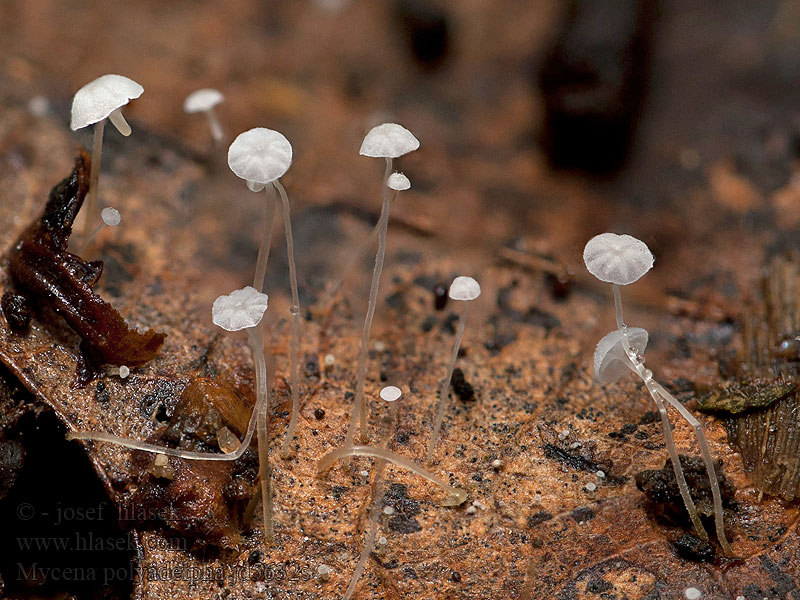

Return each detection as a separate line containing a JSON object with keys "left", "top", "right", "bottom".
{"left": 332, "top": 485, "right": 348, "bottom": 502}
{"left": 94, "top": 380, "right": 109, "bottom": 404}
{"left": 451, "top": 367, "right": 475, "bottom": 402}
{"left": 528, "top": 511, "right": 553, "bottom": 527}
{"left": 420, "top": 315, "right": 436, "bottom": 332}
{"left": 672, "top": 532, "right": 715, "bottom": 562}
{"left": 570, "top": 506, "right": 595, "bottom": 522}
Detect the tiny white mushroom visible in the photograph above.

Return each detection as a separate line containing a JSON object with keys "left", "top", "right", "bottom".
{"left": 211, "top": 286, "right": 269, "bottom": 332}
{"left": 359, "top": 123, "right": 420, "bottom": 158}
{"left": 387, "top": 172, "right": 411, "bottom": 191}
{"left": 380, "top": 385, "right": 402, "bottom": 402}
{"left": 101, "top": 207, "right": 121, "bottom": 227}
{"left": 426, "top": 275, "right": 481, "bottom": 462}
{"left": 118, "top": 365, "right": 130, "bottom": 379}
{"left": 346, "top": 123, "right": 420, "bottom": 450}
{"left": 228, "top": 128, "right": 302, "bottom": 458}
{"left": 684, "top": 588, "right": 702, "bottom": 600}
{"left": 593, "top": 327, "right": 649, "bottom": 384}
{"left": 448, "top": 276, "right": 481, "bottom": 301}
{"left": 183, "top": 88, "right": 225, "bottom": 143}
{"left": 383, "top": 505, "right": 395, "bottom": 515}
{"left": 583, "top": 233, "right": 654, "bottom": 286}
{"left": 70, "top": 74, "right": 143, "bottom": 247}
{"left": 583, "top": 233, "right": 732, "bottom": 555}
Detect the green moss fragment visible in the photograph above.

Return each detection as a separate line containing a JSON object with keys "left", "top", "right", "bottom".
{"left": 699, "top": 381, "right": 797, "bottom": 414}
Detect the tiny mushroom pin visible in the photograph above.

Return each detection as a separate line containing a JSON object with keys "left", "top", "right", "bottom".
{"left": 70, "top": 74, "right": 143, "bottom": 246}
{"left": 79, "top": 206, "right": 121, "bottom": 253}
{"left": 184, "top": 88, "right": 225, "bottom": 144}
{"left": 212, "top": 286, "right": 275, "bottom": 544}
{"left": 584, "top": 233, "right": 732, "bottom": 555}
{"left": 228, "top": 128, "right": 302, "bottom": 459}
{"left": 426, "top": 275, "right": 481, "bottom": 462}
{"left": 346, "top": 124, "right": 420, "bottom": 451}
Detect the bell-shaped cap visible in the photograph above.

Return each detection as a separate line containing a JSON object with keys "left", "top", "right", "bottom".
{"left": 212, "top": 286, "right": 269, "bottom": 332}
{"left": 183, "top": 88, "right": 224, "bottom": 113}
{"left": 583, "top": 233, "right": 654, "bottom": 286}
{"left": 70, "top": 74, "right": 143, "bottom": 131}
{"left": 380, "top": 385, "right": 402, "bottom": 402}
{"left": 387, "top": 172, "right": 411, "bottom": 191}
{"left": 593, "top": 327, "right": 648, "bottom": 384}
{"left": 228, "top": 128, "right": 292, "bottom": 186}
{"left": 360, "top": 123, "right": 419, "bottom": 158}
{"left": 449, "top": 276, "right": 481, "bottom": 301}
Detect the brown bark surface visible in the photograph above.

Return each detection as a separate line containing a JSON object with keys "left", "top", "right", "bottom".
{"left": 1, "top": 2, "right": 800, "bottom": 599}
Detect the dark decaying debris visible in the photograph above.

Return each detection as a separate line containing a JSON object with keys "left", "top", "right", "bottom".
{"left": 2, "top": 149, "right": 165, "bottom": 386}
{"left": 538, "top": 0, "right": 654, "bottom": 172}
{"left": 635, "top": 455, "right": 735, "bottom": 529}
{"left": 451, "top": 367, "right": 475, "bottom": 401}
{"left": 672, "top": 532, "right": 716, "bottom": 562}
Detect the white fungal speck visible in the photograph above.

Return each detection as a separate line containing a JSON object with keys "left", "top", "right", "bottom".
{"left": 360, "top": 470, "right": 369, "bottom": 477}
{"left": 317, "top": 564, "right": 332, "bottom": 581}
{"left": 533, "top": 493, "right": 542, "bottom": 503}
{"left": 569, "top": 441, "right": 582, "bottom": 450}
{"left": 323, "top": 353, "right": 335, "bottom": 367}
{"left": 380, "top": 385, "right": 402, "bottom": 402}
{"left": 374, "top": 341, "right": 387, "bottom": 352}
{"left": 101, "top": 207, "right": 121, "bottom": 227}
{"left": 448, "top": 276, "right": 481, "bottom": 301}
{"left": 558, "top": 429, "right": 570, "bottom": 441}
{"left": 466, "top": 506, "right": 477, "bottom": 515}
{"left": 585, "top": 482, "right": 597, "bottom": 492}
{"left": 735, "top": 597, "right": 745, "bottom": 600}
{"left": 596, "top": 470, "right": 605, "bottom": 478}
{"left": 118, "top": 365, "right": 130, "bottom": 378}
{"left": 387, "top": 172, "right": 411, "bottom": 191}
{"left": 383, "top": 506, "right": 395, "bottom": 515}
{"left": 684, "top": 587, "right": 702, "bottom": 600}
{"left": 491, "top": 459, "right": 503, "bottom": 470}
{"left": 377, "top": 536, "right": 387, "bottom": 546}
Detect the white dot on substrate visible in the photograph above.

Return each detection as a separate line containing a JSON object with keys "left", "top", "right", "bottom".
{"left": 684, "top": 587, "right": 702, "bottom": 600}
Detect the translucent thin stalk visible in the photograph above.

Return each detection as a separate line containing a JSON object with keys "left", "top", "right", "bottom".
{"left": 346, "top": 158, "right": 393, "bottom": 448}
{"left": 253, "top": 188, "right": 277, "bottom": 293}
{"left": 426, "top": 305, "right": 467, "bottom": 463}
{"left": 274, "top": 180, "right": 302, "bottom": 458}
{"left": 66, "top": 328, "right": 265, "bottom": 463}
{"left": 317, "top": 444, "right": 466, "bottom": 506}
{"left": 107, "top": 107, "right": 131, "bottom": 136}
{"left": 78, "top": 222, "right": 107, "bottom": 255}
{"left": 613, "top": 283, "right": 730, "bottom": 552}
{"left": 82, "top": 120, "right": 105, "bottom": 244}
{"left": 206, "top": 107, "right": 224, "bottom": 144}
{"left": 653, "top": 382, "right": 732, "bottom": 554}
{"left": 344, "top": 460, "right": 386, "bottom": 600}
{"left": 248, "top": 326, "right": 274, "bottom": 544}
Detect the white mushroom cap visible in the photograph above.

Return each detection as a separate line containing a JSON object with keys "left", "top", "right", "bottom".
{"left": 360, "top": 123, "right": 420, "bottom": 158}
{"left": 449, "top": 276, "right": 481, "bottom": 301}
{"left": 583, "top": 233, "right": 654, "bottom": 286}
{"left": 101, "top": 207, "right": 121, "bottom": 227}
{"left": 70, "top": 74, "right": 143, "bottom": 131}
{"left": 212, "top": 286, "right": 269, "bottom": 332}
{"left": 380, "top": 385, "right": 402, "bottom": 402}
{"left": 593, "top": 327, "right": 648, "bottom": 384}
{"left": 387, "top": 172, "right": 411, "bottom": 191}
{"left": 183, "top": 88, "right": 224, "bottom": 113}
{"left": 228, "top": 128, "right": 293, "bottom": 187}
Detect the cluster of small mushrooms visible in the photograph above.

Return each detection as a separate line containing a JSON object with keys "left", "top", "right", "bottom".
{"left": 62, "top": 73, "right": 733, "bottom": 596}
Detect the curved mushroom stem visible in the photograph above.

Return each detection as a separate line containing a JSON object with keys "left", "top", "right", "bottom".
{"left": 426, "top": 302, "right": 467, "bottom": 463}
{"left": 107, "top": 107, "right": 131, "bottom": 136}
{"left": 653, "top": 381, "right": 732, "bottom": 555}
{"left": 82, "top": 119, "right": 105, "bottom": 246}
{"left": 346, "top": 157, "right": 394, "bottom": 449}
{"left": 253, "top": 188, "right": 277, "bottom": 292}
{"left": 613, "top": 283, "right": 730, "bottom": 553}
{"left": 274, "top": 180, "right": 302, "bottom": 458}
{"left": 205, "top": 107, "right": 224, "bottom": 144}
{"left": 248, "top": 325, "right": 273, "bottom": 544}
{"left": 317, "top": 444, "right": 466, "bottom": 506}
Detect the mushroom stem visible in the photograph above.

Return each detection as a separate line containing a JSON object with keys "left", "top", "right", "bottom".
{"left": 426, "top": 303, "right": 467, "bottom": 463}
{"left": 273, "top": 180, "right": 302, "bottom": 458}
{"left": 205, "top": 107, "right": 224, "bottom": 144}
{"left": 317, "top": 444, "right": 466, "bottom": 506}
{"left": 83, "top": 119, "right": 105, "bottom": 245}
{"left": 653, "top": 382, "right": 732, "bottom": 554}
{"left": 107, "top": 107, "right": 132, "bottom": 136}
{"left": 253, "top": 189, "right": 277, "bottom": 292}
{"left": 248, "top": 325, "right": 274, "bottom": 544}
{"left": 612, "top": 284, "right": 625, "bottom": 330}
{"left": 344, "top": 460, "right": 387, "bottom": 600}
{"left": 346, "top": 157, "right": 394, "bottom": 448}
